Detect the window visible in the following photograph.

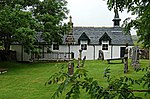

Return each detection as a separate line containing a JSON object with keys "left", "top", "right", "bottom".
{"left": 53, "top": 44, "right": 59, "bottom": 50}
{"left": 102, "top": 44, "right": 108, "bottom": 50}
{"left": 81, "top": 44, "right": 87, "bottom": 50}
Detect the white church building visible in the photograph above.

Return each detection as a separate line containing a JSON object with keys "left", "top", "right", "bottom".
{"left": 11, "top": 12, "right": 134, "bottom": 61}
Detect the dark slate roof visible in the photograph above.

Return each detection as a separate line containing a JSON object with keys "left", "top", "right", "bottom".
{"left": 63, "top": 27, "right": 134, "bottom": 46}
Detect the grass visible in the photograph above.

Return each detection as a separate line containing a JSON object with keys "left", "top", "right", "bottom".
{"left": 0, "top": 59, "right": 149, "bottom": 99}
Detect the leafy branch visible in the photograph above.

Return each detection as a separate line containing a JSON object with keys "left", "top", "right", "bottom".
{"left": 46, "top": 64, "right": 150, "bottom": 99}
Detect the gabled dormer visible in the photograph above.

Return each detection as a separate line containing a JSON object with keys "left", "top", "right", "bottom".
{"left": 78, "top": 32, "right": 90, "bottom": 44}
{"left": 99, "top": 32, "right": 111, "bottom": 51}
{"left": 99, "top": 32, "right": 111, "bottom": 45}
{"left": 78, "top": 32, "right": 90, "bottom": 50}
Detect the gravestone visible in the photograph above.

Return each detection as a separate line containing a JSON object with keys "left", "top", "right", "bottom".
{"left": 77, "top": 49, "right": 82, "bottom": 68}
{"left": 129, "top": 48, "right": 132, "bottom": 58}
{"left": 131, "top": 46, "right": 140, "bottom": 70}
{"left": 68, "top": 62, "right": 74, "bottom": 75}
{"left": 81, "top": 56, "right": 86, "bottom": 67}
{"left": 98, "top": 50, "right": 104, "bottom": 60}
{"left": 124, "top": 43, "right": 128, "bottom": 73}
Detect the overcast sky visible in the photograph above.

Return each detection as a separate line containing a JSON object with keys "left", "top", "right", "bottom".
{"left": 66, "top": 0, "right": 136, "bottom": 35}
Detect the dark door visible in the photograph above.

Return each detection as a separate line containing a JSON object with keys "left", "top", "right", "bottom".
{"left": 71, "top": 52, "right": 74, "bottom": 59}
{"left": 120, "top": 47, "right": 126, "bottom": 58}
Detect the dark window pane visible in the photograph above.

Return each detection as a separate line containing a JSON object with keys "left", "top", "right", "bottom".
{"left": 81, "top": 44, "right": 87, "bottom": 50}
{"left": 102, "top": 44, "right": 108, "bottom": 50}
{"left": 53, "top": 44, "right": 59, "bottom": 50}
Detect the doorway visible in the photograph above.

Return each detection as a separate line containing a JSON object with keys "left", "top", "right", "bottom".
{"left": 120, "top": 47, "right": 126, "bottom": 58}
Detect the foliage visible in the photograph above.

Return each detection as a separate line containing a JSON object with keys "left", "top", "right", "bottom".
{"left": 0, "top": 0, "right": 68, "bottom": 54}
{"left": 33, "top": 0, "right": 69, "bottom": 44}
{"left": 0, "top": 0, "right": 40, "bottom": 9}
{"left": 47, "top": 62, "right": 150, "bottom": 99}
{"left": 107, "top": 0, "right": 150, "bottom": 48}
{"left": 0, "top": 5, "right": 39, "bottom": 53}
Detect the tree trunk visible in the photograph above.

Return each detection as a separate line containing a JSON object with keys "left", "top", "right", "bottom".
{"left": 3, "top": 34, "right": 11, "bottom": 61}
{"left": 149, "top": 47, "right": 150, "bottom": 65}
{"left": 4, "top": 35, "right": 11, "bottom": 52}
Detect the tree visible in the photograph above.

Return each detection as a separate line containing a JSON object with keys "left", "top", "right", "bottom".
{"left": 0, "top": 0, "right": 68, "bottom": 57}
{"left": 106, "top": 0, "right": 150, "bottom": 62}
{"left": 0, "top": 0, "right": 41, "bottom": 54}
{"left": 33, "top": 0, "right": 68, "bottom": 45}
{"left": 0, "top": 4, "right": 40, "bottom": 54}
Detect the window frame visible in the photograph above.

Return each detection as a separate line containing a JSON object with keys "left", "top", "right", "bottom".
{"left": 102, "top": 44, "right": 108, "bottom": 50}
{"left": 53, "top": 44, "right": 59, "bottom": 50}
{"left": 81, "top": 44, "right": 87, "bottom": 50}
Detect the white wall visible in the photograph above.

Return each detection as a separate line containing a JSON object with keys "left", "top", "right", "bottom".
{"left": 82, "top": 45, "right": 94, "bottom": 60}
{"left": 57, "top": 44, "right": 115, "bottom": 60}
{"left": 103, "top": 46, "right": 111, "bottom": 59}
{"left": 11, "top": 45, "right": 22, "bottom": 61}
{"left": 70, "top": 45, "right": 81, "bottom": 59}
{"left": 56, "top": 45, "right": 94, "bottom": 60}
{"left": 112, "top": 45, "right": 133, "bottom": 59}
{"left": 11, "top": 45, "right": 30, "bottom": 61}
{"left": 11, "top": 44, "right": 133, "bottom": 61}
{"left": 112, "top": 46, "right": 120, "bottom": 58}
{"left": 52, "top": 45, "right": 68, "bottom": 52}
{"left": 23, "top": 52, "right": 31, "bottom": 61}
{"left": 59, "top": 44, "right": 110, "bottom": 60}
{"left": 100, "top": 41, "right": 110, "bottom": 59}
{"left": 95, "top": 45, "right": 101, "bottom": 60}
{"left": 53, "top": 45, "right": 133, "bottom": 60}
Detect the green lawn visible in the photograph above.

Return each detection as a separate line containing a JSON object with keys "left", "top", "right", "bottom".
{"left": 0, "top": 60, "right": 149, "bottom": 99}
